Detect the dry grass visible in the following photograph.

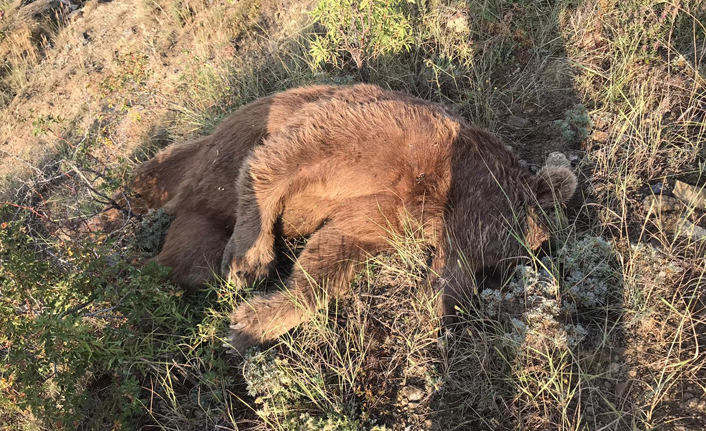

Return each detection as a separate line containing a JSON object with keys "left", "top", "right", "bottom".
{"left": 0, "top": 0, "right": 705, "bottom": 430}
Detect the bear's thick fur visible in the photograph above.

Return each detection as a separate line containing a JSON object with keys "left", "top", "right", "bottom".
{"left": 128, "top": 84, "right": 577, "bottom": 354}
{"left": 127, "top": 85, "right": 343, "bottom": 289}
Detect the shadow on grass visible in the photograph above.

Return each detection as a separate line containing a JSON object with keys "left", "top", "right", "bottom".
{"left": 9, "top": 0, "right": 706, "bottom": 429}
{"left": 221, "top": 1, "right": 636, "bottom": 430}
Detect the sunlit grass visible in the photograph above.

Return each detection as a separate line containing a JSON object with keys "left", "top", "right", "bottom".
{"left": 0, "top": 0, "right": 704, "bottom": 429}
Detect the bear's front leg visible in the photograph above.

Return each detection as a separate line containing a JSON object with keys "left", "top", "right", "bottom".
{"left": 225, "top": 290, "right": 311, "bottom": 355}
{"left": 225, "top": 222, "right": 378, "bottom": 356}
{"left": 221, "top": 157, "right": 281, "bottom": 285}
{"left": 221, "top": 228, "right": 276, "bottom": 286}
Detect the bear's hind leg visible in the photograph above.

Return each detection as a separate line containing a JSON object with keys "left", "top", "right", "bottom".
{"left": 155, "top": 212, "right": 231, "bottom": 291}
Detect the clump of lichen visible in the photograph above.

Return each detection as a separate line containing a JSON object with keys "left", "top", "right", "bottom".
{"left": 243, "top": 351, "right": 379, "bottom": 431}
{"left": 627, "top": 243, "right": 684, "bottom": 287}
{"left": 243, "top": 350, "right": 297, "bottom": 412}
{"left": 554, "top": 104, "right": 592, "bottom": 143}
{"left": 288, "top": 414, "right": 375, "bottom": 431}
{"left": 134, "top": 209, "right": 172, "bottom": 255}
{"left": 557, "top": 236, "right": 618, "bottom": 311}
{"left": 481, "top": 236, "right": 617, "bottom": 352}
{"left": 481, "top": 260, "right": 587, "bottom": 351}
{"left": 623, "top": 243, "right": 684, "bottom": 310}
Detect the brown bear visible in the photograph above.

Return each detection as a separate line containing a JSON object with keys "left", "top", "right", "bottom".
{"left": 127, "top": 84, "right": 577, "bottom": 355}
{"left": 125, "top": 85, "right": 344, "bottom": 290}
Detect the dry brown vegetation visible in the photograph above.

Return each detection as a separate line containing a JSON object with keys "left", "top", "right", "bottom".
{"left": 0, "top": 0, "right": 705, "bottom": 430}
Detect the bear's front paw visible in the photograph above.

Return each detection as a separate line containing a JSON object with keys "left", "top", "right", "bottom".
{"left": 225, "top": 254, "right": 273, "bottom": 286}
{"left": 223, "top": 306, "right": 262, "bottom": 356}
{"left": 224, "top": 323, "right": 261, "bottom": 357}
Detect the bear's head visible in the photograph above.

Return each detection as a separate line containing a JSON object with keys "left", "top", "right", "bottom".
{"left": 438, "top": 163, "right": 577, "bottom": 307}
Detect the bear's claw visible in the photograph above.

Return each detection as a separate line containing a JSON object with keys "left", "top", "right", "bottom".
{"left": 224, "top": 303, "right": 265, "bottom": 356}
{"left": 224, "top": 322, "right": 260, "bottom": 356}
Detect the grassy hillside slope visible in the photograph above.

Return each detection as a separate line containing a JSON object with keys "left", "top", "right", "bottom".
{"left": 0, "top": 0, "right": 705, "bottom": 429}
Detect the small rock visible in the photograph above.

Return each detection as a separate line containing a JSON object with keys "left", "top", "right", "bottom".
{"left": 447, "top": 15, "right": 468, "bottom": 34}
{"left": 68, "top": 9, "right": 82, "bottom": 20}
{"left": 546, "top": 152, "right": 572, "bottom": 170}
{"left": 628, "top": 369, "right": 637, "bottom": 378}
{"left": 591, "top": 112, "right": 614, "bottom": 130}
{"left": 106, "top": 253, "right": 122, "bottom": 268}
{"left": 673, "top": 180, "right": 706, "bottom": 210}
{"left": 616, "top": 381, "right": 629, "bottom": 398}
{"left": 522, "top": 105, "right": 538, "bottom": 115}
{"left": 507, "top": 115, "right": 530, "bottom": 128}
{"left": 402, "top": 385, "right": 425, "bottom": 403}
{"left": 688, "top": 398, "right": 699, "bottom": 409}
{"left": 675, "top": 218, "right": 706, "bottom": 242}
{"left": 591, "top": 130, "right": 609, "bottom": 143}
{"left": 642, "top": 195, "right": 685, "bottom": 212}
{"left": 651, "top": 183, "right": 665, "bottom": 195}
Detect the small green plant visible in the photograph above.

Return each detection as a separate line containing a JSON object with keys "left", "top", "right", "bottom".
{"left": 98, "top": 52, "right": 150, "bottom": 95}
{"left": 31, "top": 114, "right": 63, "bottom": 137}
{"left": 309, "top": 0, "right": 414, "bottom": 81}
{"left": 554, "top": 104, "right": 592, "bottom": 143}
{"left": 0, "top": 207, "right": 236, "bottom": 429}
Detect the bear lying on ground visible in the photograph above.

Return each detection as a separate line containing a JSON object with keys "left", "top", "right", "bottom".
{"left": 125, "top": 84, "right": 577, "bottom": 355}
{"left": 124, "top": 85, "right": 342, "bottom": 289}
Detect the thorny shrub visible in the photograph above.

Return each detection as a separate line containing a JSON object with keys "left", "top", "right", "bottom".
{"left": 309, "top": 0, "right": 414, "bottom": 80}
{"left": 0, "top": 208, "right": 235, "bottom": 429}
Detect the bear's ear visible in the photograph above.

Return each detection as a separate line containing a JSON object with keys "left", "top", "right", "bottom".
{"left": 535, "top": 165, "right": 577, "bottom": 209}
